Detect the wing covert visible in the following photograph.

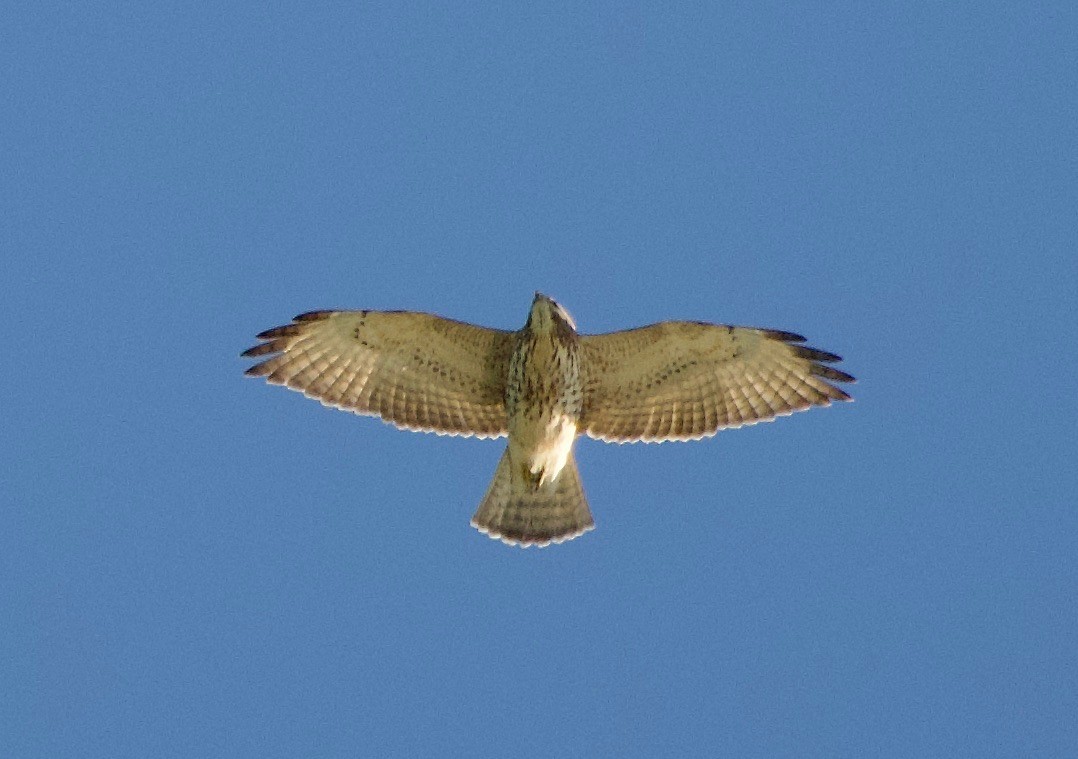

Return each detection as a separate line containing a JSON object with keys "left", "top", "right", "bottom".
{"left": 243, "top": 310, "right": 515, "bottom": 438}
{"left": 580, "top": 322, "right": 854, "bottom": 443}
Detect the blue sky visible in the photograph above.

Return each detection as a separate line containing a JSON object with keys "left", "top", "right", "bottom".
{"left": 3, "top": 2, "right": 1076, "bottom": 757}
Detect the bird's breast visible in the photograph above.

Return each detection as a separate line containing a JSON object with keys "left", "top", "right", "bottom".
{"left": 506, "top": 333, "right": 582, "bottom": 485}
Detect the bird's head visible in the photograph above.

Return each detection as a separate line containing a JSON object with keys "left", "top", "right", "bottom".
{"left": 528, "top": 292, "right": 577, "bottom": 333}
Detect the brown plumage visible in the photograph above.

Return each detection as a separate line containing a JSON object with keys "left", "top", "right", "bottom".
{"left": 243, "top": 293, "right": 854, "bottom": 547}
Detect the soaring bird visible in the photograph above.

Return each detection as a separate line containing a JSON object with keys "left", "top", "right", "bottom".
{"left": 242, "top": 293, "right": 854, "bottom": 547}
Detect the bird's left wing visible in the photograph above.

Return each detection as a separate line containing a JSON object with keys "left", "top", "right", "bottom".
{"left": 243, "top": 310, "right": 516, "bottom": 438}
{"left": 580, "top": 321, "right": 854, "bottom": 443}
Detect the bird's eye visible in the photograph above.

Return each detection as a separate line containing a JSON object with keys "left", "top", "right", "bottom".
{"left": 554, "top": 304, "right": 576, "bottom": 330}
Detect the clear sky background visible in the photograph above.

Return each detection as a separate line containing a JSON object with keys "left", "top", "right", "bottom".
{"left": 3, "top": 2, "right": 1076, "bottom": 757}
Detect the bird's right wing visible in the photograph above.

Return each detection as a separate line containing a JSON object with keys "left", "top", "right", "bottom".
{"left": 580, "top": 322, "right": 854, "bottom": 443}
{"left": 243, "top": 310, "right": 516, "bottom": 438}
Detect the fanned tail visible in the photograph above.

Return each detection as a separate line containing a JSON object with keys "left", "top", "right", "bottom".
{"left": 471, "top": 449, "right": 594, "bottom": 548}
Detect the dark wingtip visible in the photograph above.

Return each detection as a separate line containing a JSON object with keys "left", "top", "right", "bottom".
{"left": 811, "top": 364, "right": 856, "bottom": 384}
{"left": 256, "top": 324, "right": 302, "bottom": 340}
{"left": 829, "top": 385, "right": 854, "bottom": 402}
{"left": 295, "top": 310, "right": 334, "bottom": 322}
{"left": 762, "top": 329, "right": 807, "bottom": 343}
{"left": 244, "top": 362, "right": 271, "bottom": 377}
{"left": 241, "top": 342, "right": 278, "bottom": 358}
{"left": 793, "top": 345, "right": 843, "bottom": 363}
{"left": 767, "top": 329, "right": 855, "bottom": 391}
{"left": 244, "top": 312, "right": 333, "bottom": 376}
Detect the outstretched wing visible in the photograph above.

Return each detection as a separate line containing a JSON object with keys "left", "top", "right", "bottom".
{"left": 243, "top": 310, "right": 515, "bottom": 438}
{"left": 580, "top": 322, "right": 854, "bottom": 443}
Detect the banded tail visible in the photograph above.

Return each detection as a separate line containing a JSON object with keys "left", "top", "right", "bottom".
{"left": 471, "top": 449, "right": 594, "bottom": 547}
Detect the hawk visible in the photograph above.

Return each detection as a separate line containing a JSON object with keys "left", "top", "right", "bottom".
{"left": 243, "top": 293, "right": 854, "bottom": 547}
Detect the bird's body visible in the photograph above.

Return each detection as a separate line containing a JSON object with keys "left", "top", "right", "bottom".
{"left": 243, "top": 293, "right": 854, "bottom": 547}
{"left": 506, "top": 296, "right": 582, "bottom": 487}
{"left": 477, "top": 296, "right": 592, "bottom": 545}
